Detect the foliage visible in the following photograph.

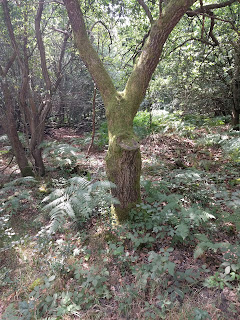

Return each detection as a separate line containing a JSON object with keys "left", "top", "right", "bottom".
{"left": 129, "top": 180, "right": 216, "bottom": 246}
{"left": 133, "top": 110, "right": 159, "bottom": 138}
{"left": 42, "top": 177, "right": 118, "bottom": 233}
{"left": 41, "top": 141, "right": 81, "bottom": 171}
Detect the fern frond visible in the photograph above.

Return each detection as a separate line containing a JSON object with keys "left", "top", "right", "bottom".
{"left": 43, "top": 195, "right": 66, "bottom": 211}
{"left": 42, "top": 189, "right": 64, "bottom": 203}
{"left": 42, "top": 176, "right": 117, "bottom": 233}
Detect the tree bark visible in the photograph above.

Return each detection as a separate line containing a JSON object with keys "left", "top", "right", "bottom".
{"left": 231, "top": 38, "right": 240, "bottom": 129}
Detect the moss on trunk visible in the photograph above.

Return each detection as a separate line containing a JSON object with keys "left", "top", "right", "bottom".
{"left": 106, "top": 136, "right": 141, "bottom": 222}
{"left": 105, "top": 94, "right": 141, "bottom": 222}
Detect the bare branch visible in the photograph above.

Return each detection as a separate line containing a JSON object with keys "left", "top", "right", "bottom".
{"left": 187, "top": 0, "right": 238, "bottom": 16}
{"left": 90, "top": 20, "right": 113, "bottom": 53}
{"left": 53, "top": 25, "right": 70, "bottom": 91}
{"left": 208, "top": 11, "right": 219, "bottom": 46}
{"left": 136, "top": 0, "right": 153, "bottom": 24}
{"left": 35, "top": 0, "right": 52, "bottom": 93}
{"left": 166, "top": 37, "right": 217, "bottom": 56}
{"left": 51, "top": 26, "right": 71, "bottom": 36}
{"left": 1, "top": 0, "right": 24, "bottom": 68}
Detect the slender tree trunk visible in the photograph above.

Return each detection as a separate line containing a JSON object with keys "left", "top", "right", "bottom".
{"left": 29, "top": 113, "right": 46, "bottom": 176}
{"left": 1, "top": 81, "right": 33, "bottom": 176}
{"left": 231, "top": 38, "right": 240, "bottom": 129}
{"left": 87, "top": 84, "right": 97, "bottom": 155}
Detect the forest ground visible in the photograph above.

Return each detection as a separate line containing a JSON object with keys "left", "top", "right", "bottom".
{"left": 0, "top": 114, "right": 240, "bottom": 319}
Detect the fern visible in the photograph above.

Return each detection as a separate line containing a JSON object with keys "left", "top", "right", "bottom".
{"left": 41, "top": 140, "right": 81, "bottom": 169}
{"left": 42, "top": 177, "right": 119, "bottom": 233}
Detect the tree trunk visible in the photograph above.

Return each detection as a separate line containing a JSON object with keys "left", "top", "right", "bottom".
{"left": 1, "top": 80, "right": 33, "bottom": 177}
{"left": 87, "top": 84, "right": 97, "bottom": 155}
{"left": 106, "top": 145, "right": 141, "bottom": 222}
{"left": 29, "top": 115, "right": 46, "bottom": 176}
{"left": 105, "top": 95, "right": 141, "bottom": 222}
{"left": 231, "top": 38, "right": 240, "bottom": 129}
{"left": 232, "top": 107, "right": 240, "bottom": 129}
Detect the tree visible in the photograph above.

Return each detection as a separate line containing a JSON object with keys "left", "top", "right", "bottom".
{"left": 1, "top": 0, "right": 70, "bottom": 175}
{"left": 0, "top": 54, "right": 34, "bottom": 176}
{"left": 63, "top": 0, "right": 239, "bottom": 222}
{"left": 63, "top": 0, "right": 196, "bottom": 222}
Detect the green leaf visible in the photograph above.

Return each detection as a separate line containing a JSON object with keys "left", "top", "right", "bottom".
{"left": 194, "top": 246, "right": 205, "bottom": 259}
{"left": 166, "top": 261, "right": 175, "bottom": 276}
{"left": 175, "top": 223, "right": 189, "bottom": 240}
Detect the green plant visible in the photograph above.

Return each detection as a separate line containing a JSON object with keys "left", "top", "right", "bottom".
{"left": 194, "top": 234, "right": 225, "bottom": 259}
{"left": 41, "top": 140, "right": 81, "bottom": 171}
{"left": 203, "top": 272, "right": 230, "bottom": 289}
{"left": 221, "top": 135, "right": 240, "bottom": 163}
{"left": 193, "top": 308, "right": 211, "bottom": 320}
{"left": 221, "top": 244, "right": 240, "bottom": 282}
{"left": 96, "top": 120, "right": 108, "bottom": 147}
{"left": 133, "top": 110, "right": 159, "bottom": 138}
{"left": 42, "top": 177, "right": 119, "bottom": 233}
{"left": 129, "top": 180, "right": 216, "bottom": 246}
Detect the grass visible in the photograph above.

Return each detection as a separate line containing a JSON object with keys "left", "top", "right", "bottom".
{"left": 0, "top": 113, "right": 240, "bottom": 319}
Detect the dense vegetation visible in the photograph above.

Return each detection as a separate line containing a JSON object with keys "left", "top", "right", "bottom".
{"left": 0, "top": 0, "right": 240, "bottom": 319}
{"left": 1, "top": 112, "right": 240, "bottom": 319}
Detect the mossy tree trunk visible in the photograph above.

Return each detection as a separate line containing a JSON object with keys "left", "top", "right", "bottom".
{"left": 64, "top": 0, "right": 197, "bottom": 222}
{"left": 105, "top": 94, "right": 142, "bottom": 222}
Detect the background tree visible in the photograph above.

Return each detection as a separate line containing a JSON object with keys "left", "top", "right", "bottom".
{"left": 0, "top": 0, "right": 71, "bottom": 175}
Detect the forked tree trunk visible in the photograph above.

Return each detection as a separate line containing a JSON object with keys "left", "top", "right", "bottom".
{"left": 64, "top": 0, "right": 198, "bottom": 222}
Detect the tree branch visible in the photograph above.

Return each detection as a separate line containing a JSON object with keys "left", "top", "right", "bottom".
{"left": 1, "top": 0, "right": 24, "bottom": 69}
{"left": 63, "top": 0, "right": 116, "bottom": 104}
{"left": 35, "top": 0, "right": 52, "bottom": 93}
{"left": 124, "top": 0, "right": 197, "bottom": 109}
{"left": 166, "top": 37, "right": 217, "bottom": 56}
{"left": 208, "top": 11, "right": 219, "bottom": 46}
{"left": 136, "top": 0, "right": 154, "bottom": 24}
{"left": 187, "top": 0, "right": 238, "bottom": 16}
{"left": 0, "top": 52, "right": 17, "bottom": 77}
{"left": 90, "top": 20, "right": 113, "bottom": 53}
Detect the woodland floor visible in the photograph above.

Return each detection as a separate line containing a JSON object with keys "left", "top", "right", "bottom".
{"left": 0, "top": 123, "right": 240, "bottom": 319}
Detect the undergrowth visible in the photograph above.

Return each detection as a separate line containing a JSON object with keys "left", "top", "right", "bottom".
{"left": 1, "top": 113, "right": 240, "bottom": 319}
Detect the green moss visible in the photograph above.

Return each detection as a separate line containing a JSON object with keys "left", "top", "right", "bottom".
{"left": 28, "top": 277, "right": 43, "bottom": 291}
